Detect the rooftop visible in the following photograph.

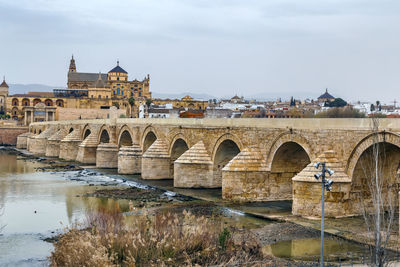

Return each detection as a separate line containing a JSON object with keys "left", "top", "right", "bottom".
{"left": 108, "top": 61, "right": 127, "bottom": 74}
{"left": 0, "top": 77, "right": 8, "bottom": 88}
{"left": 318, "top": 89, "right": 335, "bottom": 99}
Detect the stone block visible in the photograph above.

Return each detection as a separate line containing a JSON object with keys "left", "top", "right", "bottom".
{"left": 46, "top": 140, "right": 61, "bottom": 157}
{"left": 142, "top": 157, "right": 171, "bottom": 179}
{"left": 174, "top": 162, "right": 214, "bottom": 187}
{"left": 96, "top": 143, "right": 118, "bottom": 168}
{"left": 76, "top": 146, "right": 97, "bottom": 164}
{"left": 59, "top": 140, "right": 81, "bottom": 161}
{"left": 118, "top": 145, "right": 142, "bottom": 174}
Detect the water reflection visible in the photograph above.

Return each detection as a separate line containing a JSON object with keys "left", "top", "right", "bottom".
{"left": 0, "top": 151, "right": 126, "bottom": 266}
{"left": 264, "top": 237, "right": 367, "bottom": 261}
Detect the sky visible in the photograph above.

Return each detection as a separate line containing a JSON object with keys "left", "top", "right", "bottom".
{"left": 0, "top": 0, "right": 399, "bottom": 102}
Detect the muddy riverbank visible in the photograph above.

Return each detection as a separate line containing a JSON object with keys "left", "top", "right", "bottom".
{"left": 2, "top": 147, "right": 390, "bottom": 265}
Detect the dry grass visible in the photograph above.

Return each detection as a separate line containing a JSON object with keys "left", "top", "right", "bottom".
{"left": 50, "top": 203, "right": 263, "bottom": 266}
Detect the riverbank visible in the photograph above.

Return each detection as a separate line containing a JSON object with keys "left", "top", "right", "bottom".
{"left": 5, "top": 146, "right": 398, "bottom": 264}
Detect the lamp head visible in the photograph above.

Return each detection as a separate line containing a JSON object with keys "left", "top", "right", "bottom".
{"left": 314, "top": 173, "right": 322, "bottom": 180}
{"left": 314, "top": 162, "right": 321, "bottom": 169}
{"left": 327, "top": 168, "right": 334, "bottom": 176}
{"left": 325, "top": 179, "right": 334, "bottom": 191}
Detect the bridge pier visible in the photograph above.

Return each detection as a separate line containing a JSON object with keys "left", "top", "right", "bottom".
{"left": 45, "top": 130, "right": 65, "bottom": 157}
{"left": 96, "top": 143, "right": 118, "bottom": 168}
{"left": 59, "top": 130, "right": 82, "bottom": 161}
{"left": 30, "top": 127, "right": 56, "bottom": 155}
{"left": 27, "top": 134, "right": 37, "bottom": 152}
{"left": 76, "top": 133, "right": 98, "bottom": 164}
{"left": 292, "top": 151, "right": 352, "bottom": 218}
{"left": 222, "top": 147, "right": 270, "bottom": 200}
{"left": 174, "top": 141, "right": 214, "bottom": 187}
{"left": 142, "top": 139, "right": 171, "bottom": 179}
{"left": 118, "top": 144, "right": 142, "bottom": 174}
{"left": 16, "top": 132, "right": 33, "bottom": 149}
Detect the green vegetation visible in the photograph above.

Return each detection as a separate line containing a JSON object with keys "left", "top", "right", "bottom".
{"left": 128, "top": 97, "right": 135, "bottom": 107}
{"left": 146, "top": 99, "right": 152, "bottom": 108}
{"left": 50, "top": 207, "right": 262, "bottom": 266}
{"left": 315, "top": 107, "right": 366, "bottom": 118}
{"left": 370, "top": 113, "right": 387, "bottom": 118}
{"left": 325, "top": 98, "right": 347, "bottom": 108}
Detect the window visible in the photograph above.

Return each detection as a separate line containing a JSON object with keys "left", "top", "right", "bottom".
{"left": 139, "top": 92, "right": 141, "bottom": 96}
{"left": 99, "top": 95, "right": 101, "bottom": 99}
{"left": 131, "top": 92, "right": 133, "bottom": 97}
{"left": 106, "top": 96, "right": 108, "bottom": 99}
{"left": 117, "top": 88, "right": 120, "bottom": 95}
{"left": 113, "top": 91, "right": 115, "bottom": 94}
{"left": 122, "top": 91, "right": 124, "bottom": 95}
{"left": 117, "top": 77, "right": 119, "bottom": 81}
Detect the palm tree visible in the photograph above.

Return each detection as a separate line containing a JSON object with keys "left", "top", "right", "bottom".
{"left": 128, "top": 97, "right": 135, "bottom": 118}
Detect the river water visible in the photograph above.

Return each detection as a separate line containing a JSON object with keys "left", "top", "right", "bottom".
{"left": 0, "top": 149, "right": 371, "bottom": 266}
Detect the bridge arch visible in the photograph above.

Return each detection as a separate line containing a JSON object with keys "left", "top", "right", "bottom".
{"left": 266, "top": 132, "right": 312, "bottom": 199}
{"left": 98, "top": 125, "right": 111, "bottom": 144}
{"left": 212, "top": 133, "right": 243, "bottom": 187}
{"left": 81, "top": 124, "right": 92, "bottom": 140}
{"left": 169, "top": 134, "right": 189, "bottom": 176}
{"left": 346, "top": 131, "right": 400, "bottom": 180}
{"left": 347, "top": 132, "right": 400, "bottom": 211}
{"left": 83, "top": 128, "right": 91, "bottom": 140}
{"left": 266, "top": 132, "right": 313, "bottom": 170}
{"left": 141, "top": 126, "right": 158, "bottom": 152}
{"left": 118, "top": 125, "right": 134, "bottom": 147}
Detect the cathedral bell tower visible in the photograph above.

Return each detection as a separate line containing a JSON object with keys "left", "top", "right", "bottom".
{"left": 69, "top": 55, "right": 76, "bottom": 73}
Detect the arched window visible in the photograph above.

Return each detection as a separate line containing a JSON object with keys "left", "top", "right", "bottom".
{"left": 22, "top": 98, "right": 30, "bottom": 106}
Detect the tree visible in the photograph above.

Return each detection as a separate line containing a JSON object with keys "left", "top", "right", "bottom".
{"left": 328, "top": 98, "right": 347, "bottom": 108}
{"left": 146, "top": 99, "right": 152, "bottom": 108}
{"left": 376, "top": 101, "right": 382, "bottom": 111}
{"left": 290, "top": 96, "right": 295, "bottom": 106}
{"left": 128, "top": 97, "right": 135, "bottom": 107}
{"left": 359, "top": 118, "right": 396, "bottom": 266}
{"left": 128, "top": 97, "right": 135, "bottom": 118}
{"left": 370, "top": 104, "right": 375, "bottom": 112}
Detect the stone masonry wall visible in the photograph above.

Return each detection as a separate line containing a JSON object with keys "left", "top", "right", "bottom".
{"left": 0, "top": 127, "right": 28, "bottom": 145}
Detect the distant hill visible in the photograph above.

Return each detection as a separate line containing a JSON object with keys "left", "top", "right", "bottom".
{"left": 9, "top": 84, "right": 61, "bottom": 95}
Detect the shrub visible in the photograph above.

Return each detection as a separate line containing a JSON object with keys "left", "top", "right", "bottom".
{"left": 315, "top": 107, "right": 366, "bottom": 118}
{"left": 50, "top": 208, "right": 262, "bottom": 266}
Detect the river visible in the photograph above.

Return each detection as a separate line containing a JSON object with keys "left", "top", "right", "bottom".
{"left": 0, "top": 149, "right": 371, "bottom": 266}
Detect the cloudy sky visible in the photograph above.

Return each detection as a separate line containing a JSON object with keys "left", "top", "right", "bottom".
{"left": 0, "top": 0, "right": 399, "bottom": 101}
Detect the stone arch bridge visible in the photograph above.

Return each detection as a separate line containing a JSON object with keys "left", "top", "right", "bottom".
{"left": 17, "top": 118, "right": 400, "bottom": 218}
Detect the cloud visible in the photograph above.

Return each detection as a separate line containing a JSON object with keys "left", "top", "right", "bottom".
{"left": 0, "top": 0, "right": 400, "bottom": 101}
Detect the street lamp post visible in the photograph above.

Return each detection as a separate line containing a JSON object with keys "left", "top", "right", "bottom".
{"left": 314, "top": 162, "right": 334, "bottom": 267}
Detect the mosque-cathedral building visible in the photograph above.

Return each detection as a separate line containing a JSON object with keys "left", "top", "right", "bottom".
{"left": 4, "top": 56, "right": 153, "bottom": 124}
{"left": 3, "top": 56, "right": 208, "bottom": 125}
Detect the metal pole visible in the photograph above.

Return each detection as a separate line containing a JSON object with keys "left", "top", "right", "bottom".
{"left": 320, "top": 162, "right": 326, "bottom": 267}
